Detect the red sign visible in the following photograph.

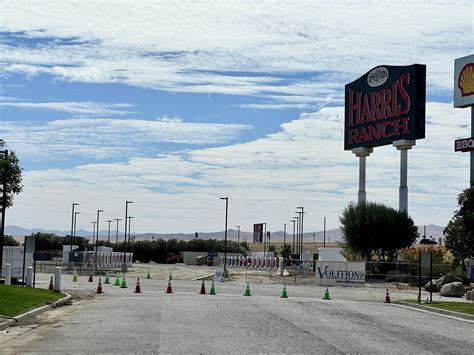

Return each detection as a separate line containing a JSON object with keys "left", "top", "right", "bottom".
{"left": 454, "top": 137, "right": 474, "bottom": 152}
{"left": 253, "top": 224, "right": 263, "bottom": 243}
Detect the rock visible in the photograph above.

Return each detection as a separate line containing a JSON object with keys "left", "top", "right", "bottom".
{"left": 436, "top": 273, "right": 462, "bottom": 290}
{"left": 465, "top": 290, "right": 473, "bottom": 301}
{"left": 424, "top": 279, "right": 438, "bottom": 292}
{"left": 440, "top": 282, "right": 464, "bottom": 297}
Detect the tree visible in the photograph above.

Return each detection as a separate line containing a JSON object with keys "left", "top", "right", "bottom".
{"left": 280, "top": 244, "right": 293, "bottom": 259}
{"left": 2, "top": 235, "right": 19, "bottom": 246}
{"left": 267, "top": 244, "right": 278, "bottom": 257}
{"left": 444, "top": 188, "right": 474, "bottom": 269}
{"left": 0, "top": 149, "right": 23, "bottom": 208}
{"left": 340, "top": 202, "right": 418, "bottom": 262}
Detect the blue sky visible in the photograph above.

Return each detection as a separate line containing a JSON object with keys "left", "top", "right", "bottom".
{"left": 0, "top": 1, "right": 473, "bottom": 234}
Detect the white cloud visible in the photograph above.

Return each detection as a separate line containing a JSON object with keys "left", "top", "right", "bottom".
{"left": 0, "top": 100, "right": 134, "bottom": 116}
{"left": 0, "top": 118, "right": 253, "bottom": 160}
{"left": 7, "top": 102, "right": 471, "bottom": 233}
{"left": 0, "top": 1, "right": 471, "bottom": 102}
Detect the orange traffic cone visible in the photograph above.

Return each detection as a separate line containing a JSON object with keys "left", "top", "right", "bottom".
{"left": 48, "top": 276, "right": 54, "bottom": 291}
{"left": 166, "top": 280, "right": 173, "bottom": 294}
{"left": 88, "top": 273, "right": 93, "bottom": 282}
{"left": 384, "top": 288, "right": 391, "bottom": 303}
{"left": 199, "top": 280, "right": 206, "bottom": 295}
{"left": 134, "top": 278, "right": 142, "bottom": 293}
{"left": 96, "top": 278, "right": 103, "bottom": 294}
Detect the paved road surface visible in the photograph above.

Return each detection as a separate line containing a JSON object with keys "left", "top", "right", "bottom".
{"left": 2, "top": 272, "right": 473, "bottom": 354}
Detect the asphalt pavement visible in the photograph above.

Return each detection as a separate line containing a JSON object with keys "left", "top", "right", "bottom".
{"left": 1, "top": 266, "right": 473, "bottom": 354}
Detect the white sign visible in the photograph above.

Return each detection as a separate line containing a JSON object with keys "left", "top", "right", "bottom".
{"left": 214, "top": 268, "right": 225, "bottom": 282}
{"left": 315, "top": 261, "right": 365, "bottom": 287}
{"left": 454, "top": 54, "right": 474, "bottom": 108}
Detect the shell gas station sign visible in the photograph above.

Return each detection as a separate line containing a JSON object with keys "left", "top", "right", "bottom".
{"left": 454, "top": 54, "right": 474, "bottom": 108}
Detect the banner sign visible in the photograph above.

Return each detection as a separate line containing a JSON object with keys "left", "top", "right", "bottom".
{"left": 253, "top": 223, "right": 263, "bottom": 243}
{"left": 315, "top": 261, "right": 365, "bottom": 287}
{"left": 454, "top": 54, "right": 474, "bottom": 108}
{"left": 214, "top": 268, "right": 225, "bottom": 282}
{"left": 345, "top": 64, "right": 426, "bottom": 150}
{"left": 455, "top": 137, "right": 474, "bottom": 152}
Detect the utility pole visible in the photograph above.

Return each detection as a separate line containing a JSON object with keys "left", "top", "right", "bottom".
{"left": 106, "top": 220, "right": 113, "bottom": 244}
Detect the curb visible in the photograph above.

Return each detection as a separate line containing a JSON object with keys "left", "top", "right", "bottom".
{"left": 396, "top": 301, "right": 474, "bottom": 322}
{"left": 0, "top": 292, "right": 72, "bottom": 331}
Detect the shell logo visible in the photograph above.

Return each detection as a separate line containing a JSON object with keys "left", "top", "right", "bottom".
{"left": 458, "top": 63, "right": 474, "bottom": 97}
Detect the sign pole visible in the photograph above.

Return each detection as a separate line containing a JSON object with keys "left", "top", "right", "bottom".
{"left": 393, "top": 140, "right": 415, "bottom": 212}
{"left": 352, "top": 147, "right": 373, "bottom": 204}
{"left": 471, "top": 106, "right": 474, "bottom": 187}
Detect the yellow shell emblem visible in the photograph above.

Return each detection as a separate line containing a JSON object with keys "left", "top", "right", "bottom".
{"left": 458, "top": 63, "right": 474, "bottom": 97}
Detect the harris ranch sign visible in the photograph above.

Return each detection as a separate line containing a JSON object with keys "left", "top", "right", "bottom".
{"left": 344, "top": 64, "right": 426, "bottom": 150}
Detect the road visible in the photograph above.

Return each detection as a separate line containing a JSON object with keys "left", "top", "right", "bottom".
{"left": 2, "top": 268, "right": 473, "bottom": 354}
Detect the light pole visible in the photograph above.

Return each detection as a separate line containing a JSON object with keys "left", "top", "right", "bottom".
{"left": 91, "top": 221, "right": 97, "bottom": 249}
{"left": 283, "top": 223, "right": 286, "bottom": 247}
{"left": 323, "top": 217, "right": 326, "bottom": 247}
{"left": 114, "top": 218, "right": 121, "bottom": 249}
{"left": 235, "top": 225, "right": 240, "bottom": 256}
{"left": 73, "top": 211, "right": 80, "bottom": 240}
{"left": 127, "top": 216, "right": 134, "bottom": 244}
{"left": 220, "top": 197, "right": 228, "bottom": 276}
{"left": 70, "top": 203, "right": 79, "bottom": 252}
{"left": 123, "top": 201, "right": 133, "bottom": 270}
{"left": 106, "top": 220, "right": 113, "bottom": 244}
{"left": 297, "top": 206, "right": 304, "bottom": 257}
{"left": 294, "top": 215, "right": 299, "bottom": 257}
{"left": 95, "top": 209, "right": 104, "bottom": 268}
{"left": 290, "top": 219, "right": 296, "bottom": 254}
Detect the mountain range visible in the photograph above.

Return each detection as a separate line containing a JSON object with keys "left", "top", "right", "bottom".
{"left": 5, "top": 224, "right": 445, "bottom": 242}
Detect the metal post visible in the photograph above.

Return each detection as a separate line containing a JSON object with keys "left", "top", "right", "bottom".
{"left": 352, "top": 148, "right": 373, "bottom": 204}
{"left": 107, "top": 220, "right": 113, "bottom": 244}
{"left": 70, "top": 203, "right": 78, "bottom": 255}
{"left": 323, "top": 217, "right": 326, "bottom": 247}
{"left": 291, "top": 220, "right": 295, "bottom": 254}
{"left": 429, "top": 251, "right": 433, "bottom": 303}
{"left": 0, "top": 150, "right": 8, "bottom": 277}
{"left": 393, "top": 140, "right": 415, "bottom": 213}
{"left": 471, "top": 106, "right": 474, "bottom": 187}
{"left": 295, "top": 216, "right": 299, "bottom": 257}
{"left": 115, "top": 218, "right": 121, "bottom": 249}
{"left": 283, "top": 223, "right": 286, "bottom": 247}
{"left": 418, "top": 250, "right": 421, "bottom": 304}
{"left": 220, "top": 197, "right": 228, "bottom": 276}
{"left": 236, "top": 225, "right": 240, "bottom": 257}
{"left": 95, "top": 210, "right": 103, "bottom": 269}
{"left": 263, "top": 222, "right": 267, "bottom": 256}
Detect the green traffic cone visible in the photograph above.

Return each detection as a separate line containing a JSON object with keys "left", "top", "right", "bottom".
{"left": 168, "top": 271, "right": 173, "bottom": 281}
{"left": 146, "top": 270, "right": 151, "bottom": 279}
{"left": 323, "top": 287, "right": 331, "bottom": 300}
{"left": 72, "top": 274, "right": 78, "bottom": 282}
{"left": 120, "top": 274, "right": 128, "bottom": 288}
{"left": 114, "top": 275, "right": 120, "bottom": 286}
{"left": 104, "top": 274, "right": 110, "bottom": 284}
{"left": 243, "top": 282, "right": 252, "bottom": 296}
{"left": 281, "top": 284, "right": 288, "bottom": 298}
{"left": 210, "top": 280, "right": 216, "bottom": 295}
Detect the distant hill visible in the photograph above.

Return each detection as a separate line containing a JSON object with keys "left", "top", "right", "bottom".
{"left": 5, "top": 224, "right": 445, "bottom": 242}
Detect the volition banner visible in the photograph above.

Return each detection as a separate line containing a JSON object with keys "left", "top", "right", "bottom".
{"left": 315, "top": 261, "right": 366, "bottom": 287}
{"left": 344, "top": 64, "right": 426, "bottom": 150}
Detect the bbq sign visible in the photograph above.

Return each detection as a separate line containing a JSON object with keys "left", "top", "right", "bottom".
{"left": 344, "top": 64, "right": 426, "bottom": 150}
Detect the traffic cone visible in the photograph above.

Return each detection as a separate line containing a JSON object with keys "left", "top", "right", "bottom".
{"left": 199, "top": 280, "right": 206, "bottom": 294}
{"left": 209, "top": 280, "right": 216, "bottom": 295}
{"left": 168, "top": 271, "right": 173, "bottom": 281}
{"left": 146, "top": 270, "right": 151, "bottom": 279}
{"left": 165, "top": 280, "right": 173, "bottom": 294}
{"left": 281, "top": 284, "right": 288, "bottom": 298}
{"left": 72, "top": 274, "right": 78, "bottom": 282}
{"left": 384, "top": 288, "right": 391, "bottom": 303}
{"left": 88, "top": 273, "right": 93, "bottom": 282}
{"left": 48, "top": 276, "right": 54, "bottom": 291}
{"left": 120, "top": 274, "right": 127, "bottom": 288}
{"left": 323, "top": 287, "right": 331, "bottom": 300}
{"left": 104, "top": 274, "right": 110, "bottom": 284}
{"left": 134, "top": 278, "right": 142, "bottom": 293}
{"left": 243, "top": 282, "right": 252, "bottom": 296}
{"left": 114, "top": 275, "right": 120, "bottom": 286}
{"left": 96, "top": 278, "right": 103, "bottom": 294}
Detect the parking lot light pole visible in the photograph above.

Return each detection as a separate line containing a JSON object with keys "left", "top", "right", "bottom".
{"left": 291, "top": 219, "right": 296, "bottom": 254}
{"left": 235, "top": 225, "right": 240, "bottom": 256}
{"left": 220, "top": 197, "right": 228, "bottom": 276}
{"left": 123, "top": 201, "right": 133, "bottom": 270}
{"left": 73, "top": 211, "right": 80, "bottom": 240}
{"left": 91, "top": 221, "right": 97, "bottom": 248}
{"left": 95, "top": 209, "right": 103, "bottom": 269}
{"left": 70, "top": 203, "right": 79, "bottom": 252}
{"left": 127, "top": 216, "right": 134, "bottom": 244}
{"left": 114, "top": 218, "right": 121, "bottom": 249}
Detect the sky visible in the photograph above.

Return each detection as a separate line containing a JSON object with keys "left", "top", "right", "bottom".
{"left": 0, "top": 1, "right": 473, "bottom": 235}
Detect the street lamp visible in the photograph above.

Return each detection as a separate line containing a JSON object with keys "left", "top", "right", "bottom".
{"left": 123, "top": 201, "right": 133, "bottom": 270}
{"left": 220, "top": 197, "right": 228, "bottom": 276}
{"left": 297, "top": 206, "right": 304, "bottom": 257}
{"left": 91, "top": 221, "right": 97, "bottom": 248}
{"left": 290, "top": 219, "right": 296, "bottom": 254}
{"left": 235, "top": 225, "right": 240, "bottom": 256}
{"left": 283, "top": 223, "right": 286, "bottom": 247}
{"left": 323, "top": 217, "right": 326, "bottom": 247}
{"left": 114, "top": 218, "right": 121, "bottom": 249}
{"left": 127, "top": 216, "right": 134, "bottom": 244}
{"left": 70, "top": 203, "right": 79, "bottom": 252}
{"left": 96, "top": 209, "right": 104, "bottom": 268}
{"left": 73, "top": 211, "right": 80, "bottom": 239}
{"left": 294, "top": 215, "right": 299, "bottom": 257}
{"left": 106, "top": 220, "right": 113, "bottom": 244}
